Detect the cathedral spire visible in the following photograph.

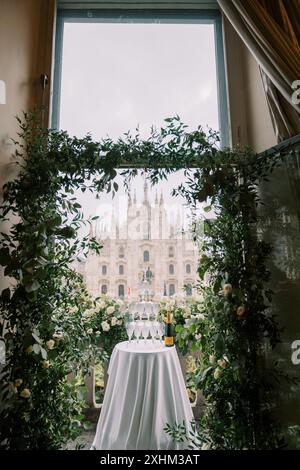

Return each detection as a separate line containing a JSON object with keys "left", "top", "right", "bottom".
{"left": 159, "top": 190, "right": 164, "bottom": 206}
{"left": 143, "top": 178, "right": 149, "bottom": 204}
{"left": 128, "top": 191, "right": 132, "bottom": 207}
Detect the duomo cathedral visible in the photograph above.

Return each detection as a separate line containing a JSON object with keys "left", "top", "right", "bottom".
{"left": 75, "top": 181, "right": 199, "bottom": 300}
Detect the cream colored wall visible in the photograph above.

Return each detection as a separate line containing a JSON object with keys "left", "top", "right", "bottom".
{"left": 0, "top": 0, "right": 55, "bottom": 291}
{"left": 0, "top": 0, "right": 55, "bottom": 171}
{"left": 223, "top": 17, "right": 277, "bottom": 152}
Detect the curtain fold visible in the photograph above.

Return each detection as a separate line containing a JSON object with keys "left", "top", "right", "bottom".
{"left": 218, "top": 0, "right": 300, "bottom": 142}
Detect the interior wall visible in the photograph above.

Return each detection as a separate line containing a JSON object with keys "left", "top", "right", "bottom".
{"left": 0, "top": 0, "right": 55, "bottom": 291}
{"left": 223, "top": 16, "right": 277, "bottom": 152}
{"left": 0, "top": 0, "right": 55, "bottom": 171}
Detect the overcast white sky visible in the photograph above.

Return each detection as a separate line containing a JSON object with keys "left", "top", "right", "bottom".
{"left": 59, "top": 21, "right": 218, "bottom": 236}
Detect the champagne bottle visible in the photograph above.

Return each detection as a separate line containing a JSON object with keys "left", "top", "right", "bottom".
{"left": 164, "top": 310, "right": 174, "bottom": 347}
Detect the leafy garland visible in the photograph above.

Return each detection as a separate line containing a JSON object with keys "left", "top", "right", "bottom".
{"left": 0, "top": 112, "right": 285, "bottom": 449}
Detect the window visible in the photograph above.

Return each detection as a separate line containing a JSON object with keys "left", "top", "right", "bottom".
{"left": 53, "top": 9, "right": 228, "bottom": 146}
{"left": 169, "top": 264, "right": 174, "bottom": 275}
{"left": 119, "top": 246, "right": 124, "bottom": 258}
{"left": 101, "top": 284, "right": 108, "bottom": 294}
{"left": 119, "top": 265, "right": 124, "bottom": 275}
{"left": 118, "top": 284, "right": 125, "bottom": 298}
{"left": 169, "top": 246, "right": 174, "bottom": 258}
{"left": 143, "top": 250, "right": 150, "bottom": 263}
{"left": 169, "top": 284, "right": 175, "bottom": 296}
{"left": 186, "top": 263, "right": 191, "bottom": 274}
{"left": 102, "top": 265, "right": 107, "bottom": 275}
{"left": 186, "top": 284, "right": 193, "bottom": 296}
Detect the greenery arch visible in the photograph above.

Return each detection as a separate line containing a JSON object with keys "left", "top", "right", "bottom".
{"left": 0, "top": 111, "right": 285, "bottom": 449}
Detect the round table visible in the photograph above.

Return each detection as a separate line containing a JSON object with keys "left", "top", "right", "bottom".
{"left": 91, "top": 340, "right": 193, "bottom": 450}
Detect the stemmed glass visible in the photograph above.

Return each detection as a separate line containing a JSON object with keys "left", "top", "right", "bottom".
{"left": 157, "top": 322, "right": 165, "bottom": 346}
{"left": 134, "top": 319, "right": 143, "bottom": 344}
{"left": 125, "top": 320, "right": 135, "bottom": 347}
{"left": 150, "top": 320, "right": 159, "bottom": 344}
{"left": 141, "top": 321, "right": 149, "bottom": 344}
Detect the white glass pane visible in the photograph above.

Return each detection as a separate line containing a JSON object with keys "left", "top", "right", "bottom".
{"left": 60, "top": 22, "right": 219, "bottom": 138}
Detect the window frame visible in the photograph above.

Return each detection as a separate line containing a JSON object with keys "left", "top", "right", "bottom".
{"left": 169, "top": 283, "right": 176, "bottom": 296}
{"left": 52, "top": 7, "right": 229, "bottom": 147}
{"left": 118, "top": 283, "right": 125, "bottom": 298}
{"left": 101, "top": 264, "right": 107, "bottom": 275}
{"left": 169, "top": 263, "right": 174, "bottom": 275}
{"left": 101, "top": 284, "right": 108, "bottom": 294}
{"left": 143, "top": 250, "right": 150, "bottom": 263}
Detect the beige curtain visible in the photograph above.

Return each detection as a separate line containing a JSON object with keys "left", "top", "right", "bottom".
{"left": 218, "top": 0, "right": 300, "bottom": 142}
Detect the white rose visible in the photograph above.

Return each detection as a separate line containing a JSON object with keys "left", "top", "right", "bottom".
{"left": 106, "top": 306, "right": 115, "bottom": 315}
{"left": 196, "top": 313, "right": 205, "bottom": 320}
{"left": 185, "top": 307, "right": 191, "bottom": 316}
{"left": 223, "top": 283, "right": 232, "bottom": 296}
{"left": 111, "top": 317, "right": 118, "bottom": 327}
{"left": 209, "top": 354, "right": 216, "bottom": 364}
{"left": 101, "top": 321, "right": 110, "bottom": 332}
{"left": 95, "top": 331, "right": 101, "bottom": 336}
{"left": 213, "top": 367, "right": 222, "bottom": 379}
{"left": 46, "top": 339, "right": 55, "bottom": 350}
{"left": 87, "top": 328, "right": 93, "bottom": 334}
{"left": 201, "top": 443, "right": 211, "bottom": 450}
{"left": 117, "top": 320, "right": 122, "bottom": 326}
{"left": 20, "top": 388, "right": 31, "bottom": 399}
{"left": 69, "top": 306, "right": 78, "bottom": 314}
{"left": 217, "top": 358, "right": 227, "bottom": 368}
{"left": 83, "top": 310, "right": 92, "bottom": 318}
{"left": 195, "top": 333, "right": 202, "bottom": 341}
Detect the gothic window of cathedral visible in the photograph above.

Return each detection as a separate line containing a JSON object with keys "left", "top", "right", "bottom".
{"left": 102, "top": 265, "right": 107, "bottom": 275}
{"left": 169, "top": 284, "right": 175, "bottom": 296}
{"left": 186, "top": 284, "right": 192, "bottom": 296}
{"left": 186, "top": 263, "right": 191, "bottom": 274}
{"left": 143, "top": 250, "right": 150, "bottom": 263}
{"left": 118, "top": 284, "right": 125, "bottom": 298}
{"left": 119, "top": 246, "right": 125, "bottom": 258}
{"left": 169, "top": 264, "right": 174, "bottom": 275}
{"left": 101, "top": 284, "right": 108, "bottom": 295}
{"left": 119, "top": 265, "right": 124, "bottom": 275}
{"left": 168, "top": 246, "right": 174, "bottom": 258}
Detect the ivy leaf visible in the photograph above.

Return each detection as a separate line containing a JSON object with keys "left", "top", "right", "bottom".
{"left": 0, "top": 248, "right": 10, "bottom": 266}
{"left": 25, "top": 280, "right": 41, "bottom": 293}
{"left": 214, "top": 334, "right": 225, "bottom": 354}
{"left": 1, "top": 288, "right": 11, "bottom": 303}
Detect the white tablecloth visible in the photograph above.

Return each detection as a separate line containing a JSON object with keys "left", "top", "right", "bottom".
{"left": 91, "top": 340, "right": 193, "bottom": 450}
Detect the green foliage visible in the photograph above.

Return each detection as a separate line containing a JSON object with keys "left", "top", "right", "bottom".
{"left": 81, "top": 295, "right": 127, "bottom": 356}
{"left": 0, "top": 110, "right": 285, "bottom": 449}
